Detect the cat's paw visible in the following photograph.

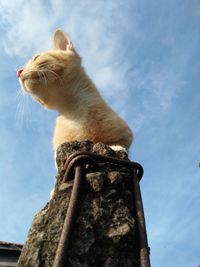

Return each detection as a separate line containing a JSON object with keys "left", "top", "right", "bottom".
{"left": 110, "top": 145, "right": 127, "bottom": 153}
{"left": 50, "top": 187, "right": 55, "bottom": 199}
{"left": 54, "top": 150, "right": 58, "bottom": 170}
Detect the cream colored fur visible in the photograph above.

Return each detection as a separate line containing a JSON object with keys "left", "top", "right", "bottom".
{"left": 18, "top": 29, "right": 133, "bottom": 151}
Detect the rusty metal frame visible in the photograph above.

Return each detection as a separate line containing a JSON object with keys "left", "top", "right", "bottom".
{"left": 53, "top": 151, "right": 150, "bottom": 267}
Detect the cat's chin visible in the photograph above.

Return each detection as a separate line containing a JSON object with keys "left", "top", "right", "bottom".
{"left": 23, "top": 79, "right": 44, "bottom": 95}
{"left": 19, "top": 78, "right": 26, "bottom": 93}
{"left": 32, "top": 96, "right": 45, "bottom": 106}
{"left": 24, "top": 78, "right": 42, "bottom": 87}
{"left": 31, "top": 95, "right": 57, "bottom": 110}
{"left": 19, "top": 79, "right": 35, "bottom": 96}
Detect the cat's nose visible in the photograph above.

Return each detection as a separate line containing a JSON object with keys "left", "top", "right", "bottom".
{"left": 17, "top": 68, "right": 24, "bottom": 77}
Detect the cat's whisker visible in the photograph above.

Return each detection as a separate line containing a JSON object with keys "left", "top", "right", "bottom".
{"left": 38, "top": 70, "right": 48, "bottom": 87}
{"left": 43, "top": 69, "right": 63, "bottom": 84}
{"left": 37, "top": 70, "right": 44, "bottom": 83}
{"left": 24, "top": 67, "right": 62, "bottom": 85}
{"left": 15, "top": 90, "right": 26, "bottom": 126}
{"left": 13, "top": 89, "right": 22, "bottom": 102}
{"left": 15, "top": 89, "right": 33, "bottom": 128}
{"left": 14, "top": 93, "right": 23, "bottom": 123}
{"left": 23, "top": 94, "right": 33, "bottom": 129}
{"left": 37, "top": 64, "right": 63, "bottom": 82}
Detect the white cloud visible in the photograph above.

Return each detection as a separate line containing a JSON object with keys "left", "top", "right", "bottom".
{"left": 148, "top": 67, "right": 186, "bottom": 111}
{"left": 0, "top": 1, "right": 53, "bottom": 56}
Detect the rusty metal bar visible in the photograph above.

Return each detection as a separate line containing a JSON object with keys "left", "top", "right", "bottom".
{"left": 53, "top": 151, "right": 150, "bottom": 267}
{"left": 132, "top": 169, "right": 150, "bottom": 267}
{"left": 63, "top": 151, "right": 143, "bottom": 182}
{"left": 53, "top": 166, "right": 83, "bottom": 267}
{"left": 62, "top": 154, "right": 98, "bottom": 182}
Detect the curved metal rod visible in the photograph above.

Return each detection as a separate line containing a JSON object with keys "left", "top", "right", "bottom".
{"left": 64, "top": 151, "right": 144, "bottom": 180}
{"left": 62, "top": 154, "right": 98, "bottom": 182}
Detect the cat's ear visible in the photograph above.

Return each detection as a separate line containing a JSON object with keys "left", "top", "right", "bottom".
{"left": 53, "top": 29, "right": 73, "bottom": 51}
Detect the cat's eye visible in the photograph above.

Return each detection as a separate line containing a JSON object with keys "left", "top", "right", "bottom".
{"left": 33, "top": 54, "right": 40, "bottom": 61}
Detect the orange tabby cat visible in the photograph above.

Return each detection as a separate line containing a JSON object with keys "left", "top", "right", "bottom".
{"left": 17, "top": 29, "right": 133, "bottom": 151}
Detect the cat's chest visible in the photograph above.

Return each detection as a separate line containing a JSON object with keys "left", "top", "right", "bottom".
{"left": 53, "top": 115, "right": 85, "bottom": 148}
{"left": 55, "top": 115, "right": 84, "bottom": 133}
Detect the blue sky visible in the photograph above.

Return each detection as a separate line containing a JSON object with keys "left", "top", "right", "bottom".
{"left": 0, "top": 1, "right": 199, "bottom": 266}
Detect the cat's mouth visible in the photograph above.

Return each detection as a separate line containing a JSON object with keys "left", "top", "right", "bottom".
{"left": 19, "top": 75, "right": 41, "bottom": 94}
{"left": 19, "top": 72, "right": 44, "bottom": 93}
{"left": 22, "top": 74, "right": 41, "bottom": 83}
{"left": 18, "top": 78, "right": 29, "bottom": 93}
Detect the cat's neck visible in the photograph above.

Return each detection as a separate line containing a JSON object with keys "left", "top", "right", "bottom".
{"left": 57, "top": 67, "right": 104, "bottom": 121}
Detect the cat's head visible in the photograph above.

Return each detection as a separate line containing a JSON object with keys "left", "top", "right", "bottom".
{"left": 17, "top": 29, "right": 82, "bottom": 110}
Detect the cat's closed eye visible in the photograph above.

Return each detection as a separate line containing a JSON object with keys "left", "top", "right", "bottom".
{"left": 33, "top": 54, "right": 40, "bottom": 61}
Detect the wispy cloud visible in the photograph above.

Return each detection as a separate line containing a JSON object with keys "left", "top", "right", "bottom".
{"left": 132, "top": 61, "right": 187, "bottom": 110}
{"left": 0, "top": 0, "right": 53, "bottom": 56}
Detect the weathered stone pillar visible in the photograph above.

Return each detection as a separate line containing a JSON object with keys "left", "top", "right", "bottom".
{"left": 17, "top": 141, "right": 140, "bottom": 267}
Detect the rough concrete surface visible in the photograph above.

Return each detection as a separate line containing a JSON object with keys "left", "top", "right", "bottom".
{"left": 17, "top": 141, "right": 140, "bottom": 267}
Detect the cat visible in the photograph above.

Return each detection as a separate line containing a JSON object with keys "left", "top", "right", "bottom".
{"left": 17, "top": 29, "right": 133, "bottom": 152}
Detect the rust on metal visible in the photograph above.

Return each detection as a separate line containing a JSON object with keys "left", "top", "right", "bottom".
{"left": 53, "top": 151, "right": 150, "bottom": 267}
{"left": 53, "top": 166, "right": 83, "bottom": 267}
{"left": 132, "top": 168, "right": 150, "bottom": 267}
{"left": 63, "top": 151, "right": 143, "bottom": 182}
